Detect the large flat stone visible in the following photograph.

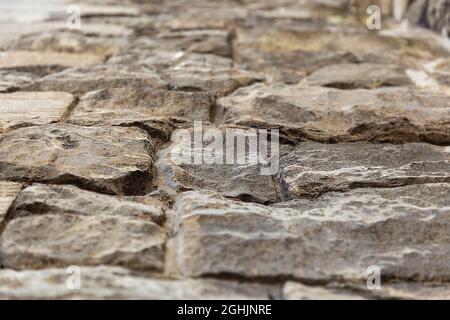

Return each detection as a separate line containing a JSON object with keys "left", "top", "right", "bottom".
{"left": 0, "top": 184, "right": 167, "bottom": 270}
{"left": 235, "top": 40, "right": 358, "bottom": 84}
{"left": 10, "top": 184, "right": 166, "bottom": 225}
{"left": 0, "top": 51, "right": 104, "bottom": 69}
{"left": 218, "top": 84, "right": 450, "bottom": 144}
{"left": 68, "top": 88, "right": 213, "bottom": 140}
{"left": 0, "top": 91, "right": 75, "bottom": 133}
{"left": 26, "top": 64, "right": 167, "bottom": 94}
{"left": 282, "top": 282, "right": 366, "bottom": 300}
{"left": 0, "top": 266, "right": 274, "bottom": 299}
{"left": 161, "top": 53, "right": 261, "bottom": 97}
{"left": 156, "top": 29, "right": 231, "bottom": 57}
{"left": 283, "top": 281, "right": 450, "bottom": 300}
{"left": 0, "top": 214, "right": 165, "bottom": 270}
{"left": 304, "top": 63, "right": 412, "bottom": 89}
{"left": 0, "top": 124, "right": 155, "bottom": 195}
{"left": 169, "top": 185, "right": 450, "bottom": 282}
{"left": 157, "top": 128, "right": 279, "bottom": 204}
{"left": 278, "top": 141, "right": 450, "bottom": 199}
{"left": 234, "top": 27, "right": 450, "bottom": 69}
{"left": 0, "top": 181, "right": 22, "bottom": 225}
{"left": 9, "top": 30, "right": 126, "bottom": 57}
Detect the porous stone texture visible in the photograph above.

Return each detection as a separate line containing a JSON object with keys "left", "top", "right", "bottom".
{"left": 282, "top": 282, "right": 366, "bottom": 300}
{"left": 0, "top": 92, "right": 75, "bottom": 133}
{"left": 160, "top": 53, "right": 262, "bottom": 97}
{"left": 169, "top": 186, "right": 450, "bottom": 282}
{"left": 304, "top": 63, "right": 412, "bottom": 89}
{"left": 0, "top": 51, "right": 104, "bottom": 69}
{"left": 0, "top": 266, "right": 274, "bottom": 300}
{"left": 157, "top": 128, "right": 279, "bottom": 204}
{"left": 26, "top": 64, "right": 167, "bottom": 94}
{"left": 0, "top": 181, "right": 22, "bottom": 224}
{"left": 67, "top": 88, "right": 213, "bottom": 140}
{"left": 219, "top": 84, "right": 450, "bottom": 144}
{"left": 8, "top": 30, "right": 127, "bottom": 57}
{"left": 278, "top": 141, "right": 450, "bottom": 199}
{"left": 0, "top": 184, "right": 166, "bottom": 270}
{"left": 0, "top": 124, "right": 156, "bottom": 195}
{"left": 0, "top": 0, "right": 450, "bottom": 300}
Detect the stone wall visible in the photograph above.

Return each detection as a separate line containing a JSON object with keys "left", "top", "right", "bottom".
{"left": 0, "top": 0, "right": 449, "bottom": 299}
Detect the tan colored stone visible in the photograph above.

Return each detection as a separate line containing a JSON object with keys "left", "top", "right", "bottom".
{"left": 0, "top": 214, "right": 165, "bottom": 271}
{"left": 0, "top": 266, "right": 274, "bottom": 299}
{"left": 68, "top": 88, "right": 212, "bottom": 139}
{"left": 283, "top": 282, "right": 366, "bottom": 300}
{"left": 0, "top": 183, "right": 167, "bottom": 270}
{"left": 278, "top": 141, "right": 450, "bottom": 199}
{"left": 219, "top": 83, "right": 450, "bottom": 144}
{"left": 0, "top": 92, "right": 75, "bottom": 133}
{"left": 170, "top": 186, "right": 450, "bottom": 282}
{"left": 11, "top": 184, "right": 166, "bottom": 225}
{"left": 0, "top": 181, "right": 22, "bottom": 224}
{"left": 305, "top": 63, "right": 412, "bottom": 89}
{"left": 157, "top": 128, "right": 279, "bottom": 204}
{"left": 0, "top": 51, "right": 104, "bottom": 69}
{"left": 9, "top": 30, "right": 126, "bottom": 56}
{"left": 27, "top": 64, "right": 167, "bottom": 94}
{"left": 162, "top": 53, "right": 261, "bottom": 97}
{"left": 0, "top": 124, "right": 155, "bottom": 195}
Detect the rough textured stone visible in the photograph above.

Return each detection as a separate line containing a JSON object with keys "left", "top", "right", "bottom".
{"left": 156, "top": 30, "right": 232, "bottom": 57}
{"left": 0, "top": 184, "right": 166, "bottom": 270}
{"left": 235, "top": 44, "right": 358, "bottom": 83}
{"left": 0, "top": 70, "right": 35, "bottom": 92}
{"left": 0, "top": 214, "right": 165, "bottom": 270}
{"left": 1, "top": 0, "right": 450, "bottom": 300}
{"left": 0, "top": 92, "right": 75, "bottom": 133}
{"left": 278, "top": 141, "right": 450, "bottom": 199}
{"left": 284, "top": 280, "right": 450, "bottom": 300}
{"left": 157, "top": 128, "right": 279, "bottom": 204}
{"left": 27, "top": 64, "right": 167, "bottom": 94}
{"left": 0, "top": 51, "right": 104, "bottom": 69}
{"left": 0, "top": 181, "right": 22, "bottom": 224}
{"left": 234, "top": 27, "right": 450, "bottom": 69}
{"left": 169, "top": 186, "right": 450, "bottom": 282}
{"left": 0, "top": 124, "right": 155, "bottom": 195}
{"left": 219, "top": 84, "right": 450, "bottom": 144}
{"left": 161, "top": 53, "right": 261, "bottom": 97}
{"left": 68, "top": 88, "right": 213, "bottom": 140}
{"left": 8, "top": 30, "right": 126, "bottom": 57}
{"left": 305, "top": 63, "right": 412, "bottom": 89}
{"left": 283, "top": 282, "right": 366, "bottom": 300}
{"left": 0, "top": 266, "right": 274, "bottom": 300}
{"left": 10, "top": 184, "right": 166, "bottom": 225}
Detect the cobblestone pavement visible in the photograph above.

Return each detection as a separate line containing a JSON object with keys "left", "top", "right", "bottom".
{"left": 0, "top": 0, "right": 450, "bottom": 299}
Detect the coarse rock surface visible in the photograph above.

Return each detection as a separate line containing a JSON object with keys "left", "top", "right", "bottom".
{"left": 0, "top": 124, "right": 156, "bottom": 195}
{"left": 0, "top": 91, "right": 75, "bottom": 133}
{"left": 0, "top": 0, "right": 450, "bottom": 300}
{"left": 0, "top": 266, "right": 275, "bottom": 300}
{"left": 0, "top": 51, "right": 104, "bottom": 69}
{"left": 278, "top": 141, "right": 450, "bottom": 199}
{"left": 67, "top": 88, "right": 213, "bottom": 140}
{"left": 160, "top": 53, "right": 262, "bottom": 97}
{"left": 0, "top": 184, "right": 166, "bottom": 270}
{"left": 8, "top": 30, "right": 127, "bottom": 57}
{"left": 26, "top": 64, "right": 167, "bottom": 94}
{"left": 157, "top": 128, "right": 279, "bottom": 204}
{"left": 0, "top": 181, "right": 22, "bottom": 225}
{"left": 168, "top": 186, "right": 450, "bottom": 282}
{"left": 304, "top": 63, "right": 412, "bottom": 89}
{"left": 219, "top": 84, "right": 450, "bottom": 144}
{"left": 282, "top": 282, "right": 366, "bottom": 300}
